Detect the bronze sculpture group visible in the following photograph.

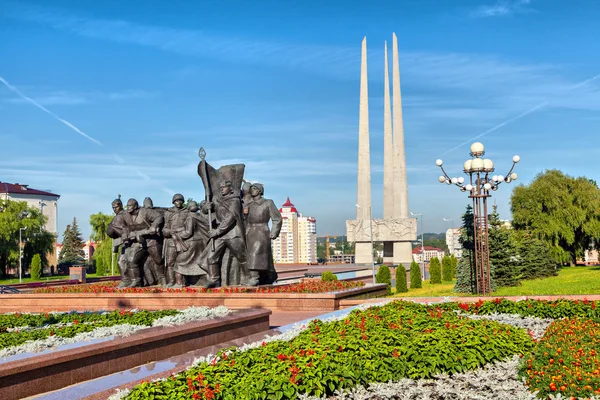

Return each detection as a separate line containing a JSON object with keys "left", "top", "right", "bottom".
{"left": 106, "top": 150, "right": 283, "bottom": 288}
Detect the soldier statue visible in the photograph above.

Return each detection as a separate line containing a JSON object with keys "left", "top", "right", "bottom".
{"left": 243, "top": 183, "right": 282, "bottom": 285}
{"left": 139, "top": 197, "right": 166, "bottom": 285}
{"left": 162, "top": 193, "right": 189, "bottom": 287}
{"left": 106, "top": 197, "right": 130, "bottom": 288}
{"left": 204, "top": 180, "right": 247, "bottom": 288}
{"left": 174, "top": 200, "right": 210, "bottom": 284}
{"left": 117, "top": 198, "right": 156, "bottom": 287}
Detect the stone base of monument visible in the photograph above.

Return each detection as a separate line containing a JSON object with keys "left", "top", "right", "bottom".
{"left": 0, "top": 284, "right": 388, "bottom": 313}
{"left": 0, "top": 308, "right": 270, "bottom": 400}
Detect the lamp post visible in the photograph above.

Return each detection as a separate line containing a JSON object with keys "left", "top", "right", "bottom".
{"left": 19, "top": 227, "right": 27, "bottom": 283}
{"left": 436, "top": 142, "right": 520, "bottom": 295}
{"left": 443, "top": 217, "right": 454, "bottom": 256}
{"left": 410, "top": 212, "right": 425, "bottom": 280}
{"left": 356, "top": 204, "right": 376, "bottom": 283}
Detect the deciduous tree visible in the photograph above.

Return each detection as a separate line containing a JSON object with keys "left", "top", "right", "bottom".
{"left": 511, "top": 169, "right": 600, "bottom": 265}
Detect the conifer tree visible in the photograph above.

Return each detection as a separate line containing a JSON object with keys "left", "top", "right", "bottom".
{"left": 58, "top": 218, "right": 85, "bottom": 267}
{"left": 429, "top": 257, "right": 442, "bottom": 284}
{"left": 516, "top": 230, "right": 558, "bottom": 280}
{"left": 376, "top": 265, "right": 392, "bottom": 295}
{"left": 410, "top": 261, "right": 422, "bottom": 289}
{"left": 489, "top": 205, "right": 520, "bottom": 287}
{"left": 30, "top": 254, "right": 42, "bottom": 280}
{"left": 454, "top": 205, "right": 476, "bottom": 293}
{"left": 449, "top": 255, "right": 458, "bottom": 279}
{"left": 442, "top": 255, "right": 453, "bottom": 282}
{"left": 395, "top": 265, "right": 408, "bottom": 293}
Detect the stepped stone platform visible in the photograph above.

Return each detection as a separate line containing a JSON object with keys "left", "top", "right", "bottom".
{"left": 0, "top": 284, "right": 387, "bottom": 313}
{"left": 0, "top": 308, "right": 270, "bottom": 400}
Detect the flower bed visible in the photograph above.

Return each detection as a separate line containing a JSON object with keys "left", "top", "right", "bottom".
{"left": 31, "top": 280, "right": 365, "bottom": 294}
{"left": 120, "top": 301, "right": 534, "bottom": 400}
{"left": 0, "top": 306, "right": 230, "bottom": 359}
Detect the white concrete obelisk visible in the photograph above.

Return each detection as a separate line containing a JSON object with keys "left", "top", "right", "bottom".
{"left": 391, "top": 32, "right": 413, "bottom": 264}
{"left": 355, "top": 37, "right": 374, "bottom": 265}
{"left": 383, "top": 41, "right": 394, "bottom": 220}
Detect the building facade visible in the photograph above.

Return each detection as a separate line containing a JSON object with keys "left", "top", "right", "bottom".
{"left": 1, "top": 181, "right": 60, "bottom": 266}
{"left": 412, "top": 246, "right": 445, "bottom": 263}
{"left": 272, "top": 197, "right": 317, "bottom": 264}
{"left": 446, "top": 228, "right": 462, "bottom": 258}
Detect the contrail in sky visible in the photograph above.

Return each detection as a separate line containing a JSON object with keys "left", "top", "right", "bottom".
{"left": 0, "top": 75, "right": 104, "bottom": 146}
{"left": 442, "top": 72, "right": 600, "bottom": 155}
{"left": 0, "top": 74, "right": 174, "bottom": 194}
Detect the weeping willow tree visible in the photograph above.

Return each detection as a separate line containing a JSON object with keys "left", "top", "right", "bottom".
{"left": 511, "top": 170, "right": 600, "bottom": 265}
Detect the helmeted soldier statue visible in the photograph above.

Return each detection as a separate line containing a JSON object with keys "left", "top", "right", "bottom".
{"left": 139, "top": 197, "right": 166, "bottom": 286}
{"left": 106, "top": 197, "right": 130, "bottom": 288}
{"left": 162, "top": 193, "right": 189, "bottom": 287}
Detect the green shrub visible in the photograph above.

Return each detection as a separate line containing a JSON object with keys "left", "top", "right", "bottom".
{"left": 321, "top": 271, "right": 338, "bottom": 282}
{"left": 410, "top": 261, "right": 422, "bottom": 289}
{"left": 450, "top": 255, "right": 458, "bottom": 278}
{"left": 375, "top": 265, "right": 392, "bottom": 295}
{"left": 30, "top": 254, "right": 42, "bottom": 281}
{"left": 395, "top": 265, "right": 408, "bottom": 293}
{"left": 429, "top": 257, "right": 441, "bottom": 284}
{"left": 442, "top": 255, "right": 453, "bottom": 282}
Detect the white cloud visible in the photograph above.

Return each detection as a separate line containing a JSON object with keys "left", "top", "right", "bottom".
{"left": 471, "top": 0, "right": 534, "bottom": 18}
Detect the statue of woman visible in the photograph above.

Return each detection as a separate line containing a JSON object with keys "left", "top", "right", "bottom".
{"left": 174, "top": 201, "right": 210, "bottom": 286}
{"left": 243, "top": 183, "right": 282, "bottom": 285}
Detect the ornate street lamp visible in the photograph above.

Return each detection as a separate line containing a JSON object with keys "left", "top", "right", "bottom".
{"left": 435, "top": 142, "right": 520, "bottom": 295}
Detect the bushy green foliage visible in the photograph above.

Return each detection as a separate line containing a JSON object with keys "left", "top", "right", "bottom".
{"left": 30, "top": 254, "right": 42, "bottom": 280}
{"left": 409, "top": 261, "right": 422, "bottom": 289}
{"left": 454, "top": 205, "right": 475, "bottom": 293}
{"left": 93, "top": 240, "right": 112, "bottom": 276}
{"left": 320, "top": 271, "right": 338, "bottom": 282}
{"left": 0, "top": 199, "right": 54, "bottom": 278}
{"left": 0, "top": 309, "right": 179, "bottom": 350}
{"left": 449, "top": 255, "right": 458, "bottom": 279}
{"left": 441, "top": 255, "right": 453, "bottom": 282}
{"left": 58, "top": 218, "right": 85, "bottom": 267}
{"left": 375, "top": 265, "right": 392, "bottom": 294}
{"left": 395, "top": 265, "right": 408, "bottom": 293}
{"left": 488, "top": 206, "right": 520, "bottom": 287}
{"left": 511, "top": 169, "right": 600, "bottom": 265}
{"left": 515, "top": 230, "right": 558, "bottom": 280}
{"left": 429, "top": 257, "right": 441, "bottom": 284}
{"left": 125, "top": 301, "right": 533, "bottom": 400}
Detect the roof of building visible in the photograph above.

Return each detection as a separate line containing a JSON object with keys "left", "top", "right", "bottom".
{"left": 0, "top": 181, "right": 60, "bottom": 198}
{"left": 412, "top": 246, "right": 444, "bottom": 254}
{"left": 280, "top": 197, "right": 297, "bottom": 213}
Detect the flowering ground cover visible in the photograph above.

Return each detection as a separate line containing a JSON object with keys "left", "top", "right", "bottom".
{"left": 108, "top": 298, "right": 600, "bottom": 400}
{"left": 31, "top": 280, "right": 365, "bottom": 294}
{"left": 120, "top": 301, "right": 534, "bottom": 400}
{"left": 0, "top": 306, "right": 230, "bottom": 359}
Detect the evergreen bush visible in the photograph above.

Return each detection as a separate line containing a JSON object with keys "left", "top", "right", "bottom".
{"left": 442, "top": 255, "right": 453, "bottom": 282}
{"left": 30, "top": 254, "right": 42, "bottom": 281}
{"left": 375, "top": 265, "right": 392, "bottom": 295}
{"left": 395, "top": 265, "right": 408, "bottom": 293}
{"left": 410, "top": 261, "right": 422, "bottom": 289}
{"left": 429, "top": 257, "right": 442, "bottom": 284}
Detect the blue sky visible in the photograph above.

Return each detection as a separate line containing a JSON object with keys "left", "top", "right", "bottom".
{"left": 1, "top": 0, "right": 600, "bottom": 240}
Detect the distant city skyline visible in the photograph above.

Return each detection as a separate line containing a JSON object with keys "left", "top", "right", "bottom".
{"left": 1, "top": 0, "right": 599, "bottom": 239}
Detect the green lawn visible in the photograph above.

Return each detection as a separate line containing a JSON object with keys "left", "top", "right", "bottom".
{"left": 392, "top": 266, "right": 600, "bottom": 297}
{"left": 0, "top": 273, "right": 103, "bottom": 285}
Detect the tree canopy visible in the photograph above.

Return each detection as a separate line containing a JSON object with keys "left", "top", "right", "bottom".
{"left": 0, "top": 200, "right": 54, "bottom": 277}
{"left": 511, "top": 169, "right": 600, "bottom": 264}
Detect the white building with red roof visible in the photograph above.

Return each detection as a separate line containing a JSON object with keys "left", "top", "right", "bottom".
{"left": 1, "top": 181, "right": 60, "bottom": 266}
{"left": 412, "top": 246, "right": 445, "bottom": 263}
{"left": 272, "top": 197, "right": 317, "bottom": 264}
